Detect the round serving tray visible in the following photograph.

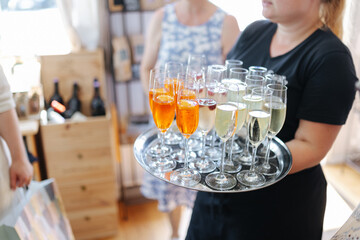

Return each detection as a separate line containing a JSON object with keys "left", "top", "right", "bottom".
{"left": 134, "top": 127, "right": 292, "bottom": 193}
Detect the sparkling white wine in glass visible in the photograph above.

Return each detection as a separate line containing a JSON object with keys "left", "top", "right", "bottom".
{"left": 215, "top": 103, "right": 238, "bottom": 141}
{"left": 248, "top": 110, "right": 271, "bottom": 145}
{"left": 198, "top": 98, "right": 216, "bottom": 133}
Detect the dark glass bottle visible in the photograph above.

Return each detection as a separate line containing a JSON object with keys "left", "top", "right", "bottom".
{"left": 48, "top": 78, "right": 64, "bottom": 108}
{"left": 91, "top": 78, "right": 106, "bottom": 116}
{"left": 64, "top": 82, "right": 81, "bottom": 118}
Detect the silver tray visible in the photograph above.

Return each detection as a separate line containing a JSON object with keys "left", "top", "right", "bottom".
{"left": 134, "top": 127, "right": 292, "bottom": 193}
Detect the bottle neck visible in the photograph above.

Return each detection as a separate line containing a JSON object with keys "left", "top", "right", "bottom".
{"left": 72, "top": 84, "right": 78, "bottom": 98}
{"left": 54, "top": 82, "right": 59, "bottom": 94}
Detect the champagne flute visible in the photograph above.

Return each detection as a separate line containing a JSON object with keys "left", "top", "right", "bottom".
{"left": 256, "top": 84, "right": 287, "bottom": 176}
{"left": 223, "top": 67, "right": 249, "bottom": 155}
{"left": 184, "top": 54, "right": 207, "bottom": 151}
{"left": 189, "top": 68, "right": 217, "bottom": 173}
{"left": 146, "top": 67, "right": 172, "bottom": 158}
{"left": 205, "top": 83, "right": 238, "bottom": 190}
{"left": 249, "top": 66, "right": 268, "bottom": 77}
{"left": 222, "top": 81, "right": 247, "bottom": 173}
{"left": 164, "top": 61, "right": 184, "bottom": 145}
{"left": 235, "top": 75, "right": 265, "bottom": 165}
{"left": 204, "top": 65, "right": 227, "bottom": 161}
{"left": 237, "top": 87, "right": 272, "bottom": 187}
{"left": 170, "top": 74, "right": 201, "bottom": 186}
{"left": 149, "top": 69, "right": 177, "bottom": 172}
{"left": 171, "top": 72, "right": 197, "bottom": 163}
{"left": 225, "top": 59, "right": 243, "bottom": 78}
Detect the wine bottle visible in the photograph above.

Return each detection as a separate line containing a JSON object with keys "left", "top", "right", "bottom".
{"left": 91, "top": 78, "right": 106, "bottom": 116}
{"left": 48, "top": 78, "right": 64, "bottom": 108}
{"left": 64, "top": 82, "right": 81, "bottom": 119}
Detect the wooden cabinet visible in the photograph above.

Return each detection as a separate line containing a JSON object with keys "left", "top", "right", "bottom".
{"left": 39, "top": 50, "right": 120, "bottom": 240}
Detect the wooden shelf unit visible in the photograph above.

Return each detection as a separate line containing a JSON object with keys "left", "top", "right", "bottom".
{"left": 39, "top": 50, "right": 120, "bottom": 240}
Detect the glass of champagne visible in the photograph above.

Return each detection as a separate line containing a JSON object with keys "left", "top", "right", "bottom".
{"left": 189, "top": 68, "right": 217, "bottom": 173}
{"left": 225, "top": 59, "right": 243, "bottom": 78}
{"left": 149, "top": 69, "right": 177, "bottom": 173}
{"left": 170, "top": 74, "right": 201, "bottom": 186}
{"left": 249, "top": 66, "right": 268, "bottom": 77}
{"left": 184, "top": 54, "right": 207, "bottom": 152}
{"left": 205, "top": 83, "right": 238, "bottom": 190}
{"left": 222, "top": 68, "right": 249, "bottom": 155}
{"left": 235, "top": 75, "right": 265, "bottom": 165}
{"left": 256, "top": 84, "right": 287, "bottom": 177}
{"left": 146, "top": 67, "right": 173, "bottom": 158}
{"left": 222, "top": 81, "right": 247, "bottom": 173}
{"left": 204, "top": 65, "right": 227, "bottom": 161}
{"left": 164, "top": 61, "right": 184, "bottom": 145}
{"left": 237, "top": 87, "right": 272, "bottom": 187}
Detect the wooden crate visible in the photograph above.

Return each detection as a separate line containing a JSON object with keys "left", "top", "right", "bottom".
{"left": 39, "top": 50, "right": 120, "bottom": 240}
{"left": 40, "top": 49, "right": 107, "bottom": 117}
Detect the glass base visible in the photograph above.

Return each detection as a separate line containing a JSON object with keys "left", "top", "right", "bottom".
{"left": 179, "top": 138, "right": 202, "bottom": 152}
{"left": 205, "top": 172, "right": 237, "bottom": 190}
{"left": 170, "top": 168, "right": 201, "bottom": 187}
{"left": 225, "top": 142, "right": 243, "bottom": 154}
{"left": 189, "top": 158, "right": 217, "bottom": 174}
{"left": 255, "top": 162, "right": 279, "bottom": 177}
{"left": 146, "top": 141, "right": 172, "bottom": 157}
{"left": 171, "top": 149, "right": 197, "bottom": 163}
{"left": 234, "top": 152, "right": 252, "bottom": 166}
{"left": 148, "top": 157, "right": 176, "bottom": 173}
{"left": 223, "top": 160, "right": 242, "bottom": 173}
{"left": 236, "top": 170, "right": 266, "bottom": 187}
{"left": 164, "top": 131, "right": 182, "bottom": 145}
{"left": 204, "top": 146, "right": 222, "bottom": 161}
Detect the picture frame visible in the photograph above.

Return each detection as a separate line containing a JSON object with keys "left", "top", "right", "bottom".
{"left": 108, "top": 0, "right": 124, "bottom": 12}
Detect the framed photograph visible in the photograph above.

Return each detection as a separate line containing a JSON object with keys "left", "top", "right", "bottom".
{"left": 108, "top": 0, "right": 124, "bottom": 12}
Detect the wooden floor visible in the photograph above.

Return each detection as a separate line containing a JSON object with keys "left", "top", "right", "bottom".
{"left": 96, "top": 163, "right": 360, "bottom": 240}
{"left": 100, "top": 201, "right": 191, "bottom": 240}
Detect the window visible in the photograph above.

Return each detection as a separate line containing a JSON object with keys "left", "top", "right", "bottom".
{"left": 0, "top": 0, "right": 72, "bottom": 56}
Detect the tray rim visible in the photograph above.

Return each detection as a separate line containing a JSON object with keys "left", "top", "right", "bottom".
{"left": 134, "top": 127, "right": 292, "bottom": 193}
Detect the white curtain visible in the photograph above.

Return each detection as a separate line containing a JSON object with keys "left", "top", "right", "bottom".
{"left": 56, "top": 0, "right": 101, "bottom": 51}
{"left": 325, "top": 0, "right": 360, "bottom": 164}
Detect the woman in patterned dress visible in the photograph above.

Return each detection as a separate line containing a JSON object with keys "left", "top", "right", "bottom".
{"left": 140, "top": 1, "right": 240, "bottom": 239}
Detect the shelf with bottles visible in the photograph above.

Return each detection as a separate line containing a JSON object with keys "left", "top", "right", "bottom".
{"left": 40, "top": 49, "right": 109, "bottom": 125}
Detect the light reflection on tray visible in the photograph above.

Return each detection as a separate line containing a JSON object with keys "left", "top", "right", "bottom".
{"left": 134, "top": 128, "right": 292, "bottom": 193}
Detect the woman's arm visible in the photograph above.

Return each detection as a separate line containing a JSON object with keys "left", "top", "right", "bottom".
{"left": 286, "top": 119, "right": 341, "bottom": 174}
{"left": 221, "top": 15, "right": 240, "bottom": 60}
{"left": 0, "top": 108, "right": 33, "bottom": 189}
{"left": 140, "top": 9, "right": 164, "bottom": 94}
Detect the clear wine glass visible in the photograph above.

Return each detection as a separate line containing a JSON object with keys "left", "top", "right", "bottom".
{"left": 146, "top": 67, "right": 173, "bottom": 158}
{"left": 225, "top": 59, "right": 243, "bottom": 78}
{"left": 223, "top": 67, "right": 249, "bottom": 155}
{"left": 164, "top": 61, "right": 184, "bottom": 145}
{"left": 148, "top": 69, "right": 177, "bottom": 173}
{"left": 204, "top": 65, "right": 227, "bottom": 161}
{"left": 189, "top": 67, "right": 217, "bottom": 173}
{"left": 256, "top": 84, "right": 287, "bottom": 177}
{"left": 222, "top": 81, "right": 247, "bottom": 173}
{"left": 249, "top": 66, "right": 268, "bottom": 77}
{"left": 237, "top": 87, "right": 273, "bottom": 187}
{"left": 205, "top": 83, "right": 238, "bottom": 190}
{"left": 235, "top": 75, "right": 265, "bottom": 165}
{"left": 185, "top": 54, "right": 207, "bottom": 151}
{"left": 170, "top": 73, "right": 201, "bottom": 186}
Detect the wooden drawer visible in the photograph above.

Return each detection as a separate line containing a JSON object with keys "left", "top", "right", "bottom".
{"left": 59, "top": 178, "right": 117, "bottom": 212}
{"left": 67, "top": 205, "right": 118, "bottom": 240}
{"left": 41, "top": 117, "right": 116, "bottom": 183}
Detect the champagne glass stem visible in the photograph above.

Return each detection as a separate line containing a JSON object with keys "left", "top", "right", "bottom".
{"left": 244, "top": 135, "right": 250, "bottom": 155}
{"left": 229, "top": 135, "right": 235, "bottom": 162}
{"left": 211, "top": 130, "right": 216, "bottom": 147}
{"left": 184, "top": 137, "right": 189, "bottom": 170}
{"left": 220, "top": 140, "right": 226, "bottom": 174}
{"left": 201, "top": 132, "right": 206, "bottom": 160}
{"left": 264, "top": 136, "right": 273, "bottom": 169}
{"left": 160, "top": 131, "right": 166, "bottom": 160}
{"left": 249, "top": 144, "right": 257, "bottom": 173}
